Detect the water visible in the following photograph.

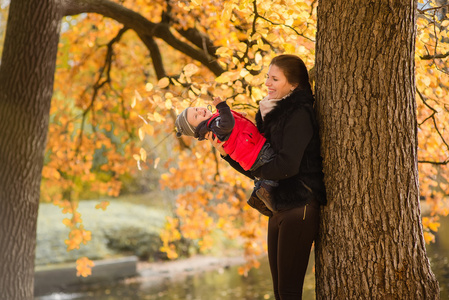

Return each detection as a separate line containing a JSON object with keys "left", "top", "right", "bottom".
{"left": 36, "top": 216, "right": 449, "bottom": 300}
{"left": 36, "top": 256, "right": 315, "bottom": 300}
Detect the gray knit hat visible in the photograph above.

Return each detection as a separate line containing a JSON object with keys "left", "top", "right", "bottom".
{"left": 175, "top": 108, "right": 196, "bottom": 138}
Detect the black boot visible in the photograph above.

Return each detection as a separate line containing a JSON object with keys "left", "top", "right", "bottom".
{"left": 247, "top": 190, "right": 273, "bottom": 217}
{"left": 255, "top": 184, "right": 276, "bottom": 212}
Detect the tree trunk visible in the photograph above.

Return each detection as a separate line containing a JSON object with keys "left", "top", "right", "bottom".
{"left": 0, "top": 1, "right": 61, "bottom": 299}
{"left": 315, "top": 1, "right": 440, "bottom": 299}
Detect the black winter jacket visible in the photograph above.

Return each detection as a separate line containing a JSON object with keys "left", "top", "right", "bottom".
{"left": 224, "top": 90, "right": 326, "bottom": 210}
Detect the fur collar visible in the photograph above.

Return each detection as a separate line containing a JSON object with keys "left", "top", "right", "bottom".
{"left": 256, "top": 90, "right": 314, "bottom": 132}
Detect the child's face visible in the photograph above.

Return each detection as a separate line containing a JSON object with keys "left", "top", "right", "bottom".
{"left": 187, "top": 107, "right": 213, "bottom": 127}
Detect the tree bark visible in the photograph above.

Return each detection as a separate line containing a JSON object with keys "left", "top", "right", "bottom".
{"left": 315, "top": 1, "right": 440, "bottom": 299}
{"left": 0, "top": 1, "right": 61, "bottom": 299}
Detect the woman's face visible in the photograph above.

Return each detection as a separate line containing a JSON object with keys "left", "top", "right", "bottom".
{"left": 265, "top": 64, "right": 297, "bottom": 100}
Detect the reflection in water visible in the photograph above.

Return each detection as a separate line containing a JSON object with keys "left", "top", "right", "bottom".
{"left": 36, "top": 256, "right": 315, "bottom": 300}
{"left": 36, "top": 215, "right": 449, "bottom": 300}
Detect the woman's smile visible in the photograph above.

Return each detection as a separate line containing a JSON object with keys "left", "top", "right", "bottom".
{"left": 265, "top": 64, "right": 297, "bottom": 100}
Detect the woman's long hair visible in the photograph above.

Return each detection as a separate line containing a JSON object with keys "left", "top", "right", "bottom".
{"left": 270, "top": 54, "right": 313, "bottom": 95}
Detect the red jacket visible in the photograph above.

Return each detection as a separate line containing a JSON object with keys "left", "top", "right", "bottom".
{"left": 208, "top": 111, "right": 266, "bottom": 171}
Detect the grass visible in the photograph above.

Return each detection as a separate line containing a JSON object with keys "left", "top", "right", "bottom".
{"left": 36, "top": 192, "right": 173, "bottom": 266}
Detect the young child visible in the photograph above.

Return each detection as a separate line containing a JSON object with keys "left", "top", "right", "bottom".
{"left": 175, "top": 97, "right": 277, "bottom": 215}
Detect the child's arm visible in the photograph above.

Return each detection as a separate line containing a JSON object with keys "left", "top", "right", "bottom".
{"left": 212, "top": 96, "right": 224, "bottom": 107}
{"left": 211, "top": 97, "right": 235, "bottom": 135}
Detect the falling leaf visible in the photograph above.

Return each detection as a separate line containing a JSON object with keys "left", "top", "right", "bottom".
{"left": 154, "top": 157, "right": 161, "bottom": 169}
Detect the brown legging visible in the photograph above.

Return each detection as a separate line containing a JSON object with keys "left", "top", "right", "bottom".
{"left": 267, "top": 200, "right": 320, "bottom": 300}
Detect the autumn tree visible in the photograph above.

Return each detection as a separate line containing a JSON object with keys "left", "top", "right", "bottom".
{"left": 314, "top": 1, "right": 441, "bottom": 299}
{"left": 0, "top": 0, "right": 447, "bottom": 298}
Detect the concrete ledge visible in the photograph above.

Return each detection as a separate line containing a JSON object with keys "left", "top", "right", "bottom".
{"left": 34, "top": 256, "right": 138, "bottom": 297}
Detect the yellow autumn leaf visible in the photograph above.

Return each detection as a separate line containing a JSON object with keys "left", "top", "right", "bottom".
{"left": 153, "top": 112, "right": 163, "bottom": 122}
{"left": 191, "top": 85, "right": 201, "bottom": 95}
{"left": 215, "top": 46, "right": 229, "bottom": 55}
{"left": 428, "top": 221, "right": 440, "bottom": 232}
{"left": 165, "top": 99, "right": 173, "bottom": 109}
{"left": 131, "top": 96, "right": 136, "bottom": 108}
{"left": 240, "top": 68, "right": 250, "bottom": 78}
{"left": 157, "top": 77, "right": 170, "bottom": 88}
{"left": 154, "top": 157, "right": 161, "bottom": 169}
{"left": 183, "top": 63, "right": 199, "bottom": 77}
{"left": 145, "top": 82, "right": 153, "bottom": 91}
{"left": 423, "top": 231, "right": 435, "bottom": 244}
{"left": 188, "top": 90, "right": 196, "bottom": 99}
{"left": 140, "top": 148, "right": 147, "bottom": 162}
{"left": 170, "top": 78, "right": 181, "bottom": 86}
{"left": 215, "top": 73, "right": 231, "bottom": 83}
{"left": 62, "top": 218, "right": 72, "bottom": 227}
{"left": 95, "top": 201, "right": 110, "bottom": 211}
{"left": 138, "top": 127, "right": 145, "bottom": 141}
{"left": 144, "top": 123, "right": 155, "bottom": 135}
{"left": 134, "top": 90, "right": 143, "bottom": 101}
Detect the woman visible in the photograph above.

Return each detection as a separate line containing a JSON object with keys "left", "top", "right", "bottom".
{"left": 208, "top": 54, "right": 326, "bottom": 299}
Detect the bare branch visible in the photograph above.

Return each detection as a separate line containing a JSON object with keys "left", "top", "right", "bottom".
{"left": 420, "top": 51, "right": 449, "bottom": 60}
{"left": 418, "top": 159, "right": 449, "bottom": 165}
{"left": 417, "top": 3, "right": 449, "bottom": 14}
{"left": 417, "top": 90, "right": 449, "bottom": 165}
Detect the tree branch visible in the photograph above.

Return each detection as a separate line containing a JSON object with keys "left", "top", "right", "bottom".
{"left": 418, "top": 159, "right": 449, "bottom": 165}
{"left": 137, "top": 33, "right": 167, "bottom": 80}
{"left": 418, "top": 3, "right": 449, "bottom": 14}
{"left": 420, "top": 51, "right": 449, "bottom": 60}
{"left": 62, "top": 0, "right": 224, "bottom": 76}
{"left": 176, "top": 27, "right": 219, "bottom": 59}
{"left": 417, "top": 90, "right": 449, "bottom": 165}
{"left": 74, "top": 26, "right": 127, "bottom": 154}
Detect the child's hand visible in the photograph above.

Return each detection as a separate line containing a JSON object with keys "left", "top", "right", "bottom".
{"left": 212, "top": 97, "right": 224, "bottom": 107}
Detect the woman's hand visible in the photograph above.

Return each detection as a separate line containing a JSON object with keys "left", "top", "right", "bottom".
{"left": 206, "top": 132, "right": 227, "bottom": 157}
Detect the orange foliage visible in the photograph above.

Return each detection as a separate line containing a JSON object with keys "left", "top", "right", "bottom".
{"left": 76, "top": 257, "right": 95, "bottom": 277}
